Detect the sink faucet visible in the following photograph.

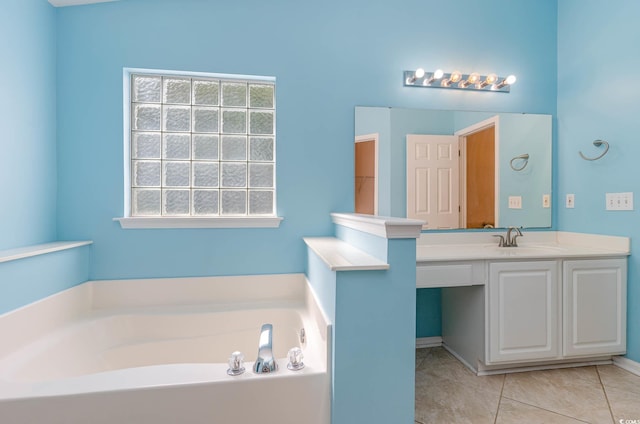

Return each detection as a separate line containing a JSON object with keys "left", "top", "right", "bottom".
{"left": 493, "top": 227, "right": 523, "bottom": 247}
{"left": 506, "top": 226, "right": 523, "bottom": 247}
{"left": 254, "top": 323, "right": 277, "bottom": 373}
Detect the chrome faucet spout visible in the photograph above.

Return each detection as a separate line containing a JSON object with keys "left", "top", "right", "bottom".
{"left": 505, "top": 226, "right": 523, "bottom": 247}
{"left": 254, "top": 323, "right": 277, "bottom": 373}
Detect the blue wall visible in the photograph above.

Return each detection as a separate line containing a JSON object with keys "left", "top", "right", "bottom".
{"left": 557, "top": 0, "right": 640, "bottom": 362}
{"left": 0, "top": 0, "right": 57, "bottom": 250}
{"left": 0, "top": 246, "right": 91, "bottom": 314}
{"left": 333, "top": 238, "right": 417, "bottom": 424}
{"left": 305, "top": 224, "right": 418, "bottom": 423}
{"left": 496, "top": 113, "right": 552, "bottom": 227}
{"left": 0, "top": 0, "right": 89, "bottom": 316}
{"left": 55, "top": 0, "right": 557, "bottom": 281}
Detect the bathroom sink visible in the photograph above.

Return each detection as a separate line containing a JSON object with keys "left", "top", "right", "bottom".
{"left": 486, "top": 244, "right": 568, "bottom": 256}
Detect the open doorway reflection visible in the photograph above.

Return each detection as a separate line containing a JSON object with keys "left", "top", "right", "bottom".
{"left": 461, "top": 124, "right": 496, "bottom": 229}
{"left": 355, "top": 133, "right": 378, "bottom": 215}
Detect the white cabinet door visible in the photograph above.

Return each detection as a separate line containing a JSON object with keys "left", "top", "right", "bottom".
{"left": 487, "top": 261, "right": 560, "bottom": 364}
{"left": 563, "top": 258, "right": 627, "bottom": 357}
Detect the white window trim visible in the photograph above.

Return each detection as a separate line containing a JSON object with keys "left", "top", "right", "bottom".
{"left": 116, "top": 67, "right": 282, "bottom": 229}
{"left": 114, "top": 216, "right": 283, "bottom": 229}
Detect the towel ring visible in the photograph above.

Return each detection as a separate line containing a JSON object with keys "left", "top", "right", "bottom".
{"left": 579, "top": 140, "right": 609, "bottom": 161}
{"left": 510, "top": 153, "right": 529, "bottom": 171}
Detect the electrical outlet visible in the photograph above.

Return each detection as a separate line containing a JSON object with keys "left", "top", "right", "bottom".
{"left": 566, "top": 194, "right": 575, "bottom": 208}
{"left": 542, "top": 194, "right": 551, "bottom": 208}
{"left": 508, "top": 196, "right": 522, "bottom": 209}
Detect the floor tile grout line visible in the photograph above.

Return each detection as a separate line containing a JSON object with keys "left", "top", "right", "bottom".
{"left": 501, "top": 396, "right": 593, "bottom": 424}
{"left": 493, "top": 373, "right": 506, "bottom": 424}
{"left": 595, "top": 366, "right": 617, "bottom": 424}
{"left": 415, "top": 348, "right": 626, "bottom": 424}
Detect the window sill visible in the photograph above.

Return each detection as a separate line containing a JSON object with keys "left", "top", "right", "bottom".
{"left": 114, "top": 216, "right": 283, "bottom": 229}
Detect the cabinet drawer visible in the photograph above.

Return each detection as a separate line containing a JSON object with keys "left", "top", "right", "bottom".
{"left": 417, "top": 261, "right": 484, "bottom": 288}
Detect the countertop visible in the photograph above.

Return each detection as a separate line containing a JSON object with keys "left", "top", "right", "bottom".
{"left": 416, "top": 231, "right": 630, "bottom": 262}
{"left": 303, "top": 237, "right": 389, "bottom": 271}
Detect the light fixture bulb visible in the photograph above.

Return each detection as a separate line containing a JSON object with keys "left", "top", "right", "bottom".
{"left": 459, "top": 72, "right": 480, "bottom": 88}
{"left": 495, "top": 74, "right": 517, "bottom": 89}
{"left": 449, "top": 71, "right": 462, "bottom": 83}
{"left": 415, "top": 68, "right": 426, "bottom": 79}
{"left": 423, "top": 69, "right": 445, "bottom": 86}
{"left": 477, "top": 73, "right": 499, "bottom": 88}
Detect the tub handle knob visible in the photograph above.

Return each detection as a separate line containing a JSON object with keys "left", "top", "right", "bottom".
{"left": 287, "top": 347, "right": 305, "bottom": 371}
{"left": 227, "top": 351, "right": 246, "bottom": 376}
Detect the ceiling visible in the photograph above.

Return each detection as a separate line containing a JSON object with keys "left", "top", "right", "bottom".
{"left": 48, "top": 0, "right": 118, "bottom": 6}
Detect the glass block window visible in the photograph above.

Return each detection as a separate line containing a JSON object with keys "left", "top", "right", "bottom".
{"left": 128, "top": 71, "right": 275, "bottom": 217}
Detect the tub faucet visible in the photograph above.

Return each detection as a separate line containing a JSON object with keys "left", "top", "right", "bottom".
{"left": 254, "top": 323, "right": 277, "bottom": 373}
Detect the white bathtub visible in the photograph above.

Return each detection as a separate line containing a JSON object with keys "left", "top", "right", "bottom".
{"left": 0, "top": 274, "right": 331, "bottom": 424}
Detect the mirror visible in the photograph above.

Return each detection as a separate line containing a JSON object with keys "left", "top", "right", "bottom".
{"left": 355, "top": 107, "right": 552, "bottom": 229}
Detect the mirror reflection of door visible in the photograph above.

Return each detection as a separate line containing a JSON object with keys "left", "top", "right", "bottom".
{"left": 463, "top": 126, "right": 495, "bottom": 228}
{"left": 355, "top": 134, "right": 378, "bottom": 215}
{"left": 406, "top": 135, "right": 459, "bottom": 228}
{"left": 407, "top": 117, "right": 498, "bottom": 229}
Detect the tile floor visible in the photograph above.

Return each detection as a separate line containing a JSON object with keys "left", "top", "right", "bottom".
{"left": 415, "top": 347, "right": 640, "bottom": 424}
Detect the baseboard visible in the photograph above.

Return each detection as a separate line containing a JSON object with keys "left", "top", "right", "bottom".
{"left": 477, "top": 359, "right": 612, "bottom": 376}
{"left": 416, "top": 336, "right": 443, "bottom": 349}
{"left": 613, "top": 356, "right": 640, "bottom": 377}
{"left": 442, "top": 343, "right": 478, "bottom": 374}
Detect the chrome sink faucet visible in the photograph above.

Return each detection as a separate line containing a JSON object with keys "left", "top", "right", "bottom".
{"left": 493, "top": 226, "right": 523, "bottom": 247}
{"left": 254, "top": 323, "right": 277, "bottom": 373}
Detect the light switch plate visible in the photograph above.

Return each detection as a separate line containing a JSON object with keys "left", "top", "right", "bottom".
{"left": 622, "top": 192, "right": 634, "bottom": 210}
{"left": 566, "top": 194, "right": 575, "bottom": 208}
{"left": 542, "top": 194, "right": 551, "bottom": 208}
{"left": 606, "top": 192, "right": 634, "bottom": 210}
{"left": 508, "top": 196, "right": 522, "bottom": 209}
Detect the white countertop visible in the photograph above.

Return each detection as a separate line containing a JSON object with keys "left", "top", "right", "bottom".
{"left": 330, "top": 213, "right": 424, "bottom": 239}
{"left": 416, "top": 231, "right": 630, "bottom": 262}
{"left": 0, "top": 241, "right": 93, "bottom": 263}
{"left": 303, "top": 237, "right": 390, "bottom": 271}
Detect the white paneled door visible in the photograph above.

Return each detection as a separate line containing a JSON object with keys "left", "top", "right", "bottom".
{"left": 406, "top": 134, "right": 459, "bottom": 229}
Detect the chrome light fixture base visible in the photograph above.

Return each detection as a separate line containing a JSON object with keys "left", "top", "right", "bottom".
{"left": 403, "top": 70, "right": 515, "bottom": 93}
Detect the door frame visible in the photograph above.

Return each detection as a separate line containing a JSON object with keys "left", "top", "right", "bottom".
{"left": 455, "top": 116, "right": 500, "bottom": 228}
{"left": 355, "top": 133, "right": 379, "bottom": 215}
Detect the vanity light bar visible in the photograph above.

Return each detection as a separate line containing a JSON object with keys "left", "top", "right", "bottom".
{"left": 403, "top": 69, "right": 516, "bottom": 93}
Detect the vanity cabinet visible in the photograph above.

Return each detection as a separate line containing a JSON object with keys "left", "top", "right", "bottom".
{"left": 562, "top": 258, "right": 627, "bottom": 358}
{"left": 435, "top": 254, "right": 628, "bottom": 372}
{"left": 487, "top": 261, "right": 560, "bottom": 364}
